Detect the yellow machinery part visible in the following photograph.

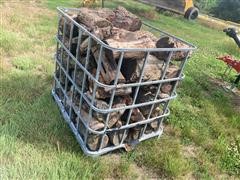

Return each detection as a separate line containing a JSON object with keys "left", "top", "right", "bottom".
{"left": 184, "top": 0, "right": 194, "bottom": 12}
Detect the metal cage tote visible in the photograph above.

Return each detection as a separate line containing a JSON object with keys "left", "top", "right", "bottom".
{"left": 52, "top": 7, "right": 196, "bottom": 156}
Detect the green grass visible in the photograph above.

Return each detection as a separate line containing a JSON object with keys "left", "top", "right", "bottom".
{"left": 0, "top": 0, "right": 240, "bottom": 179}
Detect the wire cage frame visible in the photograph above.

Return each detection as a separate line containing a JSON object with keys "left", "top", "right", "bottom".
{"left": 52, "top": 7, "right": 196, "bottom": 156}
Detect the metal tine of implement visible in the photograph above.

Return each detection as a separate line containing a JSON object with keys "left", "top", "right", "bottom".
{"left": 120, "top": 52, "right": 150, "bottom": 145}
{"left": 98, "top": 52, "right": 125, "bottom": 150}
{"left": 66, "top": 22, "right": 75, "bottom": 119}
{"left": 141, "top": 51, "right": 173, "bottom": 137}
{"left": 84, "top": 45, "right": 104, "bottom": 146}
{"left": 157, "top": 51, "right": 191, "bottom": 137}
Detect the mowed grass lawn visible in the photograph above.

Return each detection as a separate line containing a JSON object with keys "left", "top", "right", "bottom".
{"left": 0, "top": 0, "right": 239, "bottom": 179}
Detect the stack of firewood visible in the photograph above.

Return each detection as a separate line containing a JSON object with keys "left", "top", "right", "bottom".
{"left": 55, "top": 6, "right": 190, "bottom": 151}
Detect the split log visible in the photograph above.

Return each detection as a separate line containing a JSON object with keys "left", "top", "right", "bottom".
{"left": 153, "top": 36, "right": 190, "bottom": 61}
{"left": 91, "top": 45, "right": 125, "bottom": 84}
{"left": 55, "top": 87, "right": 64, "bottom": 101}
{"left": 89, "top": 69, "right": 132, "bottom": 99}
{"left": 87, "top": 134, "right": 109, "bottom": 151}
{"left": 136, "top": 86, "right": 165, "bottom": 118}
{"left": 77, "top": 8, "right": 113, "bottom": 39}
{"left": 130, "top": 55, "right": 164, "bottom": 82}
{"left": 79, "top": 6, "right": 142, "bottom": 32}
{"left": 166, "top": 64, "right": 180, "bottom": 79}
{"left": 78, "top": 110, "right": 108, "bottom": 151}
{"left": 79, "top": 109, "right": 105, "bottom": 131}
{"left": 109, "top": 130, "right": 127, "bottom": 146}
{"left": 110, "top": 6, "right": 142, "bottom": 31}
{"left": 121, "top": 95, "right": 145, "bottom": 123}
{"left": 126, "top": 126, "right": 144, "bottom": 142}
{"left": 105, "top": 28, "right": 157, "bottom": 60}
{"left": 161, "top": 83, "right": 173, "bottom": 94}
{"left": 83, "top": 92, "right": 126, "bottom": 128}
{"left": 59, "top": 13, "right": 79, "bottom": 38}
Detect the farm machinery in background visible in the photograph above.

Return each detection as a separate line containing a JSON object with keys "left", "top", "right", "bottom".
{"left": 138, "top": 0, "right": 199, "bottom": 20}
{"left": 217, "top": 28, "right": 240, "bottom": 92}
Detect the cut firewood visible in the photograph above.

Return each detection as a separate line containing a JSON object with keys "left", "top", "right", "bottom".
{"left": 83, "top": 92, "right": 126, "bottom": 128}
{"left": 79, "top": 109, "right": 105, "bottom": 131}
{"left": 110, "top": 6, "right": 142, "bottom": 31}
{"left": 150, "top": 120, "right": 159, "bottom": 131}
{"left": 130, "top": 55, "right": 164, "bottom": 82}
{"left": 136, "top": 86, "right": 166, "bottom": 118}
{"left": 59, "top": 13, "right": 79, "bottom": 38}
{"left": 166, "top": 64, "right": 180, "bottom": 79}
{"left": 55, "top": 87, "right": 64, "bottom": 101}
{"left": 110, "top": 27, "right": 157, "bottom": 42}
{"left": 127, "top": 126, "right": 143, "bottom": 141}
{"left": 78, "top": 6, "right": 142, "bottom": 32}
{"left": 161, "top": 83, "right": 173, "bottom": 94}
{"left": 121, "top": 95, "right": 145, "bottom": 123}
{"left": 109, "top": 130, "right": 127, "bottom": 146}
{"left": 153, "top": 36, "right": 190, "bottom": 61}
{"left": 87, "top": 134, "right": 109, "bottom": 151}
{"left": 91, "top": 84, "right": 132, "bottom": 99}
{"left": 78, "top": 110, "right": 108, "bottom": 151}
{"left": 105, "top": 29, "right": 156, "bottom": 60}
{"left": 91, "top": 45, "right": 125, "bottom": 84}
{"left": 89, "top": 69, "right": 131, "bottom": 99}
{"left": 77, "top": 8, "right": 113, "bottom": 39}
{"left": 105, "top": 39, "right": 154, "bottom": 60}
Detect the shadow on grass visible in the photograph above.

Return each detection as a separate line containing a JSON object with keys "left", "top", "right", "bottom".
{"left": 0, "top": 71, "right": 82, "bottom": 155}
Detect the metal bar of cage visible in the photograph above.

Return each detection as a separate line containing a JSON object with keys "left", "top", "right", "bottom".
{"left": 52, "top": 7, "right": 196, "bottom": 156}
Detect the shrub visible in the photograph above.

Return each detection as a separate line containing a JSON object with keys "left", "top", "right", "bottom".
{"left": 211, "top": 0, "right": 240, "bottom": 23}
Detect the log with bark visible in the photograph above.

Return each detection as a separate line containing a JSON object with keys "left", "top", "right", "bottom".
{"left": 77, "top": 109, "right": 109, "bottom": 151}
{"left": 88, "top": 68, "right": 132, "bottom": 99}
{"left": 136, "top": 85, "right": 166, "bottom": 118}
{"left": 130, "top": 55, "right": 164, "bottom": 82}
{"left": 109, "top": 6, "right": 142, "bottom": 32}
{"left": 77, "top": 8, "right": 113, "bottom": 39}
{"left": 82, "top": 92, "right": 126, "bottom": 128}
{"left": 59, "top": 13, "right": 79, "bottom": 38}
{"left": 91, "top": 45, "right": 126, "bottom": 84}
{"left": 153, "top": 36, "right": 191, "bottom": 61}
{"left": 105, "top": 28, "right": 157, "bottom": 60}
{"left": 109, "top": 130, "right": 127, "bottom": 146}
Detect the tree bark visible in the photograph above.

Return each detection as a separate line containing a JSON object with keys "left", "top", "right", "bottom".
{"left": 153, "top": 36, "right": 191, "bottom": 61}
{"left": 105, "top": 28, "right": 157, "bottom": 60}
{"left": 77, "top": 8, "right": 113, "bottom": 39}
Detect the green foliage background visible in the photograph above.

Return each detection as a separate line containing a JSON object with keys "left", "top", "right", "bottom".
{"left": 194, "top": 0, "right": 240, "bottom": 23}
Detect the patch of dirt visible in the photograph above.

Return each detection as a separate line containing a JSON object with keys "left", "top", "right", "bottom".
{"left": 102, "top": 154, "right": 159, "bottom": 179}
{"left": 0, "top": 57, "right": 13, "bottom": 72}
{"left": 181, "top": 145, "right": 198, "bottom": 159}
